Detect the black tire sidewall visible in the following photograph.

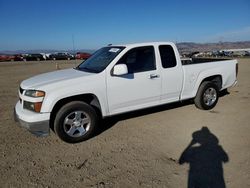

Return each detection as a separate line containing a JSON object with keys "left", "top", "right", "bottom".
{"left": 195, "top": 82, "right": 219, "bottom": 110}
{"left": 54, "top": 101, "right": 98, "bottom": 143}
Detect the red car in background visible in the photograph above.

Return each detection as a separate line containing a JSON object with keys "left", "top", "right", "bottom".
{"left": 14, "top": 54, "right": 24, "bottom": 61}
{"left": 0, "top": 54, "right": 25, "bottom": 62}
{"left": 75, "top": 52, "right": 91, "bottom": 60}
{"left": 0, "top": 54, "right": 15, "bottom": 62}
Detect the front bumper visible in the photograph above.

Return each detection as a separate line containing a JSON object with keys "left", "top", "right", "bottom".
{"left": 14, "top": 102, "right": 50, "bottom": 136}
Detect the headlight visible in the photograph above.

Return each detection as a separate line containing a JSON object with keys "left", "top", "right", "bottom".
{"left": 23, "top": 101, "right": 43, "bottom": 112}
{"left": 23, "top": 90, "right": 45, "bottom": 112}
{"left": 25, "top": 90, "right": 45, "bottom": 97}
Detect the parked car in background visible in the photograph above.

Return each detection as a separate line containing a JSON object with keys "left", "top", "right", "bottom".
{"left": 40, "top": 53, "right": 47, "bottom": 60}
{"left": 24, "top": 54, "right": 46, "bottom": 61}
{"left": 14, "top": 54, "right": 24, "bottom": 61}
{"left": 0, "top": 54, "right": 15, "bottom": 62}
{"left": 245, "top": 51, "right": 250, "bottom": 57}
{"left": 49, "top": 52, "right": 74, "bottom": 60}
{"left": 45, "top": 53, "right": 51, "bottom": 60}
{"left": 75, "top": 52, "right": 91, "bottom": 60}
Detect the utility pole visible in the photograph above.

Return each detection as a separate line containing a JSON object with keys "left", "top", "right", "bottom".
{"left": 72, "top": 34, "right": 76, "bottom": 67}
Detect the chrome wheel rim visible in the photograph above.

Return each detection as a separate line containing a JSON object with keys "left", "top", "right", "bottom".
{"left": 203, "top": 87, "right": 217, "bottom": 106}
{"left": 63, "top": 111, "right": 91, "bottom": 137}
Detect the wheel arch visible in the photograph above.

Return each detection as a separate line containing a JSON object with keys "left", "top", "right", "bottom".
{"left": 194, "top": 74, "right": 222, "bottom": 97}
{"left": 49, "top": 93, "right": 102, "bottom": 130}
{"left": 202, "top": 75, "right": 222, "bottom": 90}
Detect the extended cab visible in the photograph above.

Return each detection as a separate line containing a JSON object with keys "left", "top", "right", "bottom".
{"left": 14, "top": 42, "right": 238, "bottom": 143}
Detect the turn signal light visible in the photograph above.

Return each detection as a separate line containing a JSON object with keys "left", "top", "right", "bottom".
{"left": 35, "top": 91, "right": 45, "bottom": 97}
{"left": 34, "top": 102, "right": 43, "bottom": 112}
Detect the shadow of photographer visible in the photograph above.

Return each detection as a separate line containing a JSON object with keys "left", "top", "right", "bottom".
{"left": 179, "top": 127, "right": 229, "bottom": 188}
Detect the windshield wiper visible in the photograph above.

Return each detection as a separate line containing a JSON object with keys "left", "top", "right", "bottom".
{"left": 76, "top": 66, "right": 99, "bottom": 73}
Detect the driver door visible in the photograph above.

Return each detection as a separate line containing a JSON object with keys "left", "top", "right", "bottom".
{"left": 107, "top": 46, "right": 161, "bottom": 115}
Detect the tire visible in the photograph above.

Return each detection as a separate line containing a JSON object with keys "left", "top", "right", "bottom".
{"left": 194, "top": 81, "right": 219, "bottom": 110}
{"left": 54, "top": 101, "right": 98, "bottom": 143}
{"left": 37, "top": 58, "right": 40, "bottom": 61}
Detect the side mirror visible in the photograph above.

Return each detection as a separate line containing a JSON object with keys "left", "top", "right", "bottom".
{"left": 113, "top": 64, "right": 128, "bottom": 76}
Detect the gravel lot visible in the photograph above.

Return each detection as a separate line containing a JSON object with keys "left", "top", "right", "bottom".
{"left": 0, "top": 59, "right": 249, "bottom": 188}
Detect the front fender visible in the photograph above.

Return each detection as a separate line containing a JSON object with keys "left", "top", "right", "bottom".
{"left": 39, "top": 72, "right": 109, "bottom": 117}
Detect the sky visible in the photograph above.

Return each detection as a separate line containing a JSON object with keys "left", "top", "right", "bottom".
{"left": 0, "top": 0, "right": 249, "bottom": 51}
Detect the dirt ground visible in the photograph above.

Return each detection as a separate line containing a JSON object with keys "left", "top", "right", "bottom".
{"left": 0, "top": 59, "right": 249, "bottom": 188}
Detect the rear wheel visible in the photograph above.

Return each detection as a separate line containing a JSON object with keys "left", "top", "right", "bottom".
{"left": 54, "top": 101, "right": 98, "bottom": 143}
{"left": 194, "top": 81, "right": 219, "bottom": 110}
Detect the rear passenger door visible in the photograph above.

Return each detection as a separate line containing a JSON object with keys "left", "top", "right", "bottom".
{"left": 107, "top": 46, "right": 161, "bottom": 115}
{"left": 159, "top": 45, "right": 184, "bottom": 103}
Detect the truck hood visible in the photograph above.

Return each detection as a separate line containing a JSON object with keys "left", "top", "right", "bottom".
{"left": 21, "top": 68, "right": 94, "bottom": 89}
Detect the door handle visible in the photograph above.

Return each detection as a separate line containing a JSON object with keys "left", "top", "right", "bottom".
{"left": 149, "top": 74, "right": 160, "bottom": 79}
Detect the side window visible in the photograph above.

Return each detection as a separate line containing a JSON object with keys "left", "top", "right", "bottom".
{"left": 159, "top": 45, "right": 177, "bottom": 68}
{"left": 117, "top": 46, "right": 156, "bottom": 73}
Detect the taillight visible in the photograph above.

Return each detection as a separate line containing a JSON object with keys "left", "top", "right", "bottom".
{"left": 236, "top": 63, "right": 238, "bottom": 78}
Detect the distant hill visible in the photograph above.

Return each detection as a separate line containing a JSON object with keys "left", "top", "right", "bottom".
{"left": 1, "top": 41, "right": 250, "bottom": 54}
{"left": 177, "top": 41, "right": 250, "bottom": 52}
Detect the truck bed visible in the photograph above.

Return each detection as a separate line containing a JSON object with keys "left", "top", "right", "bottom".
{"left": 180, "top": 58, "right": 237, "bottom": 100}
{"left": 181, "top": 57, "right": 232, "bottom": 65}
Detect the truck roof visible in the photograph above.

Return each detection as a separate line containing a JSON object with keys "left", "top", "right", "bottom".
{"left": 111, "top": 42, "right": 176, "bottom": 48}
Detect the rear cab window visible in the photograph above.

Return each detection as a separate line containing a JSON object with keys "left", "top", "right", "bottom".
{"left": 159, "top": 45, "right": 177, "bottom": 68}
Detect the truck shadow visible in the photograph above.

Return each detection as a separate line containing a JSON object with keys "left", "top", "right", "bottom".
{"left": 219, "top": 89, "right": 230, "bottom": 97}
{"left": 94, "top": 90, "right": 230, "bottom": 138}
{"left": 94, "top": 100, "right": 193, "bottom": 137}
{"left": 179, "top": 127, "right": 229, "bottom": 188}
{"left": 94, "top": 98, "right": 194, "bottom": 138}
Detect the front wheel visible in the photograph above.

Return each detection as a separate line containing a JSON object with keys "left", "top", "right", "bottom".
{"left": 194, "top": 81, "right": 219, "bottom": 110}
{"left": 54, "top": 101, "right": 98, "bottom": 143}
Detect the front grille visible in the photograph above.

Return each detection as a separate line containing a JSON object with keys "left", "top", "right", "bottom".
{"left": 19, "top": 87, "right": 24, "bottom": 94}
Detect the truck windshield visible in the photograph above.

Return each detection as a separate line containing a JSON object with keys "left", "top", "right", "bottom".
{"left": 76, "top": 46, "right": 125, "bottom": 73}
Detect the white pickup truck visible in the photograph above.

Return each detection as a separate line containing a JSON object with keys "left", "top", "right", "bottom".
{"left": 14, "top": 42, "right": 238, "bottom": 143}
